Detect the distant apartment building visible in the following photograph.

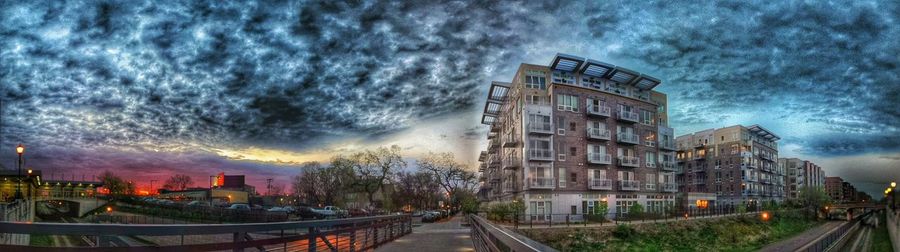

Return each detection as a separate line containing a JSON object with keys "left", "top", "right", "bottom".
{"left": 842, "top": 182, "right": 858, "bottom": 203}
{"left": 675, "top": 125, "right": 784, "bottom": 206}
{"left": 825, "top": 177, "right": 843, "bottom": 202}
{"left": 477, "top": 53, "right": 677, "bottom": 220}
{"left": 780, "top": 158, "right": 826, "bottom": 200}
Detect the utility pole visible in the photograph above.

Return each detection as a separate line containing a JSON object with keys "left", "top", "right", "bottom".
{"left": 266, "top": 178, "right": 273, "bottom": 196}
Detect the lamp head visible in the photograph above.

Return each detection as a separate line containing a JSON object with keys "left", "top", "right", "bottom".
{"left": 16, "top": 144, "right": 24, "bottom": 154}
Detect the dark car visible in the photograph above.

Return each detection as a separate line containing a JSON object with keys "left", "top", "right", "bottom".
{"left": 296, "top": 206, "right": 320, "bottom": 219}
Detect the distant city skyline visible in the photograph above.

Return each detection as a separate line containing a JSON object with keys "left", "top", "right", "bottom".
{"left": 1, "top": 1, "right": 897, "bottom": 197}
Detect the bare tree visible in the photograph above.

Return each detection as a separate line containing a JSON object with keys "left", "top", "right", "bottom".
{"left": 393, "top": 171, "right": 442, "bottom": 210}
{"left": 339, "top": 145, "right": 406, "bottom": 207}
{"left": 163, "top": 174, "right": 194, "bottom": 191}
{"left": 292, "top": 161, "right": 353, "bottom": 206}
{"left": 417, "top": 152, "right": 479, "bottom": 197}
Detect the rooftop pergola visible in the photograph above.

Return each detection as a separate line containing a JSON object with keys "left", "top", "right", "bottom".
{"left": 747, "top": 124, "right": 781, "bottom": 141}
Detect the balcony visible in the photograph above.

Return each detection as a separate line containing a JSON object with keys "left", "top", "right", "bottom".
{"left": 695, "top": 143, "right": 706, "bottom": 149}
{"left": 645, "top": 140, "right": 656, "bottom": 147}
{"left": 529, "top": 177, "right": 555, "bottom": 189}
{"left": 645, "top": 183, "right": 657, "bottom": 190}
{"left": 502, "top": 182, "right": 518, "bottom": 193}
{"left": 528, "top": 149, "right": 554, "bottom": 161}
{"left": 489, "top": 138, "right": 500, "bottom": 148}
{"left": 587, "top": 153, "right": 612, "bottom": 165}
{"left": 617, "top": 156, "right": 639, "bottom": 167}
{"left": 617, "top": 110, "right": 639, "bottom": 123}
{"left": 693, "top": 154, "right": 706, "bottom": 160}
{"left": 587, "top": 128, "right": 611, "bottom": 140}
{"left": 659, "top": 141, "right": 676, "bottom": 150}
{"left": 528, "top": 122, "right": 553, "bottom": 135}
{"left": 503, "top": 156, "right": 521, "bottom": 170}
{"left": 616, "top": 132, "right": 639, "bottom": 145}
{"left": 761, "top": 178, "right": 772, "bottom": 184}
{"left": 660, "top": 161, "right": 677, "bottom": 171}
{"left": 661, "top": 183, "right": 678, "bottom": 192}
{"left": 590, "top": 179, "right": 612, "bottom": 190}
{"left": 745, "top": 176, "right": 758, "bottom": 182}
{"left": 502, "top": 134, "right": 520, "bottom": 148}
{"left": 645, "top": 161, "right": 657, "bottom": 169}
{"left": 619, "top": 180, "right": 640, "bottom": 191}
{"left": 586, "top": 104, "right": 611, "bottom": 117}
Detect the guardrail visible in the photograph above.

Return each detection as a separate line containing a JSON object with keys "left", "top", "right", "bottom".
{"left": 796, "top": 209, "right": 874, "bottom": 252}
{"left": 0, "top": 214, "right": 411, "bottom": 251}
{"left": 469, "top": 214, "right": 558, "bottom": 252}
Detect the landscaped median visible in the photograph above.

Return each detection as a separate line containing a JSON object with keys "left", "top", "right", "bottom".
{"left": 515, "top": 209, "right": 823, "bottom": 251}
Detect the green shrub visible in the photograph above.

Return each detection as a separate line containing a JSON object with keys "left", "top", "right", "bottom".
{"left": 629, "top": 203, "right": 645, "bottom": 219}
{"left": 613, "top": 224, "right": 637, "bottom": 239}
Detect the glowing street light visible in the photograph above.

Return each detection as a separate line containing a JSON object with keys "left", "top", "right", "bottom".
{"left": 14, "top": 144, "right": 25, "bottom": 200}
{"left": 892, "top": 182, "right": 897, "bottom": 188}
{"left": 761, "top": 211, "right": 771, "bottom": 222}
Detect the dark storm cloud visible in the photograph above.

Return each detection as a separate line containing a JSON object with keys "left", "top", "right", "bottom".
{"left": 0, "top": 0, "right": 539, "bottom": 152}
{"left": 1, "top": 0, "right": 898, "bottom": 186}
{"left": 577, "top": 1, "right": 899, "bottom": 155}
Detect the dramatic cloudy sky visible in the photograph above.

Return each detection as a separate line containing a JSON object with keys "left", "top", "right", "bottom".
{"left": 1, "top": 1, "right": 897, "bottom": 196}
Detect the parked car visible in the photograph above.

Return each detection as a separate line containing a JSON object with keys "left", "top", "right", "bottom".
{"left": 282, "top": 206, "right": 296, "bottom": 214}
{"left": 227, "top": 204, "right": 251, "bottom": 211}
{"left": 186, "top": 201, "right": 210, "bottom": 207}
{"left": 422, "top": 211, "right": 442, "bottom": 223}
{"left": 411, "top": 211, "right": 425, "bottom": 217}
{"left": 348, "top": 208, "right": 369, "bottom": 217}
{"left": 296, "top": 206, "right": 319, "bottom": 219}
{"left": 267, "top": 207, "right": 289, "bottom": 213}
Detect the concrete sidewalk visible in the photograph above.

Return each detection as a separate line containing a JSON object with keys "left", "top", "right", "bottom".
{"left": 375, "top": 214, "right": 474, "bottom": 252}
{"left": 758, "top": 221, "right": 844, "bottom": 252}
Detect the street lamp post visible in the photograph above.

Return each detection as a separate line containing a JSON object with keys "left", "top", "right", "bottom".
{"left": 14, "top": 144, "right": 24, "bottom": 200}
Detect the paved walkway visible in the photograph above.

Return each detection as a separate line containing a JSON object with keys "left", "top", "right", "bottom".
{"left": 758, "top": 221, "right": 845, "bottom": 252}
{"left": 375, "top": 214, "right": 474, "bottom": 252}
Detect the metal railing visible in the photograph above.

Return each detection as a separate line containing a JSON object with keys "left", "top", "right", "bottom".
{"left": 469, "top": 214, "right": 558, "bottom": 252}
{"left": 529, "top": 178, "right": 555, "bottom": 189}
{"left": 527, "top": 149, "right": 553, "bottom": 161}
{"left": 586, "top": 128, "right": 611, "bottom": 140}
{"left": 619, "top": 180, "right": 640, "bottom": 191}
{"left": 586, "top": 105, "right": 611, "bottom": 117}
{"left": 0, "top": 214, "right": 411, "bottom": 251}
{"left": 616, "top": 132, "right": 639, "bottom": 144}
{"left": 527, "top": 122, "right": 553, "bottom": 134}
{"left": 590, "top": 179, "right": 612, "bottom": 190}
{"left": 617, "top": 156, "right": 639, "bottom": 167}
{"left": 617, "top": 110, "right": 639, "bottom": 122}
{"left": 797, "top": 210, "right": 874, "bottom": 252}
{"left": 587, "top": 153, "right": 611, "bottom": 164}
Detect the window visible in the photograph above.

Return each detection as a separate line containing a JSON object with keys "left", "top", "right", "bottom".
{"left": 558, "top": 142, "right": 567, "bottom": 161}
{"left": 640, "top": 109, "right": 655, "bottom": 125}
{"left": 552, "top": 71, "right": 576, "bottom": 85}
{"left": 570, "top": 122, "right": 576, "bottom": 131}
{"left": 645, "top": 152, "right": 657, "bottom": 166}
{"left": 571, "top": 173, "right": 577, "bottom": 183}
{"left": 570, "top": 147, "right": 577, "bottom": 156}
{"left": 559, "top": 168, "right": 567, "bottom": 188}
{"left": 557, "top": 117, "right": 566, "bottom": 135}
{"left": 557, "top": 94, "right": 579, "bottom": 112}
{"left": 526, "top": 95, "right": 547, "bottom": 105}
{"left": 524, "top": 70, "right": 546, "bottom": 89}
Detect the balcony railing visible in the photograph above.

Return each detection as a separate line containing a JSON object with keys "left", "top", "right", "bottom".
{"left": 503, "top": 156, "right": 521, "bottom": 169}
{"left": 587, "top": 128, "right": 611, "bottom": 140}
{"left": 660, "top": 161, "right": 677, "bottom": 171}
{"left": 619, "top": 180, "right": 640, "bottom": 191}
{"left": 616, "top": 132, "right": 639, "bottom": 144}
{"left": 645, "top": 161, "right": 657, "bottom": 168}
{"left": 645, "top": 183, "right": 657, "bottom": 190}
{"left": 745, "top": 176, "right": 758, "bottom": 182}
{"left": 617, "top": 156, "right": 639, "bottom": 167}
{"left": 590, "top": 179, "right": 612, "bottom": 190}
{"left": 528, "top": 148, "right": 553, "bottom": 161}
{"left": 529, "top": 177, "right": 555, "bottom": 189}
{"left": 660, "top": 141, "right": 676, "bottom": 150}
{"left": 617, "top": 110, "right": 639, "bottom": 123}
{"left": 587, "top": 153, "right": 612, "bottom": 165}
{"left": 662, "top": 183, "right": 678, "bottom": 192}
{"left": 586, "top": 104, "right": 611, "bottom": 117}
{"left": 528, "top": 122, "right": 553, "bottom": 134}
{"left": 693, "top": 154, "right": 706, "bottom": 160}
{"left": 502, "top": 134, "right": 520, "bottom": 148}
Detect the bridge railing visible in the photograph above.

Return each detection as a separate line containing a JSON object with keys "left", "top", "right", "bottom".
{"left": 797, "top": 208, "right": 875, "bottom": 252}
{"left": 468, "top": 214, "right": 558, "bottom": 252}
{"left": 0, "top": 214, "right": 412, "bottom": 251}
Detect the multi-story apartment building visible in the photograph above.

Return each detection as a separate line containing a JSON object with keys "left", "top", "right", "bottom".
{"left": 842, "top": 181, "right": 858, "bottom": 203}
{"left": 825, "top": 177, "right": 844, "bottom": 202}
{"left": 779, "top": 158, "right": 826, "bottom": 200}
{"left": 675, "top": 125, "right": 784, "bottom": 206}
{"left": 477, "top": 53, "right": 677, "bottom": 220}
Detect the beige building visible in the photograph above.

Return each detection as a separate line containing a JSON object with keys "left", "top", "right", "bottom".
{"left": 779, "top": 157, "right": 825, "bottom": 200}
{"left": 675, "top": 125, "right": 784, "bottom": 206}
{"left": 477, "top": 53, "right": 676, "bottom": 220}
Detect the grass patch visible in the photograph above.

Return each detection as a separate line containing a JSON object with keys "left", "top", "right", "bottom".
{"left": 872, "top": 212, "right": 893, "bottom": 252}
{"left": 29, "top": 234, "right": 54, "bottom": 247}
{"left": 519, "top": 210, "right": 822, "bottom": 251}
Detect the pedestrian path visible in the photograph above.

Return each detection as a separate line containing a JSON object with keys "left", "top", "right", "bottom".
{"left": 375, "top": 214, "right": 474, "bottom": 252}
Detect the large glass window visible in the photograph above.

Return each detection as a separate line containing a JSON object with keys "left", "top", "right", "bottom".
{"left": 557, "top": 94, "right": 579, "bottom": 112}
{"left": 641, "top": 109, "right": 655, "bottom": 125}
{"left": 524, "top": 70, "right": 546, "bottom": 89}
{"left": 558, "top": 168, "right": 567, "bottom": 188}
